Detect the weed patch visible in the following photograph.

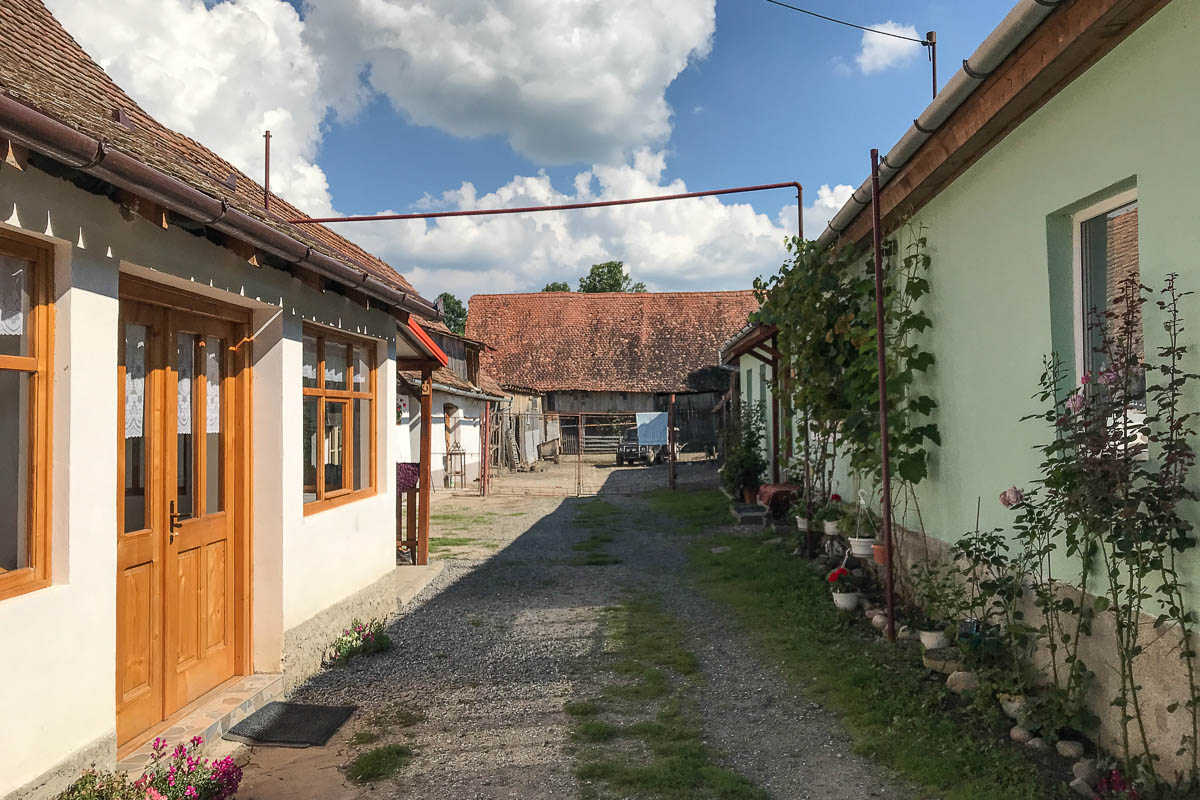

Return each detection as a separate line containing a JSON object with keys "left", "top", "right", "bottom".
{"left": 567, "top": 595, "right": 765, "bottom": 799}
{"left": 349, "top": 730, "right": 380, "bottom": 746}
{"left": 345, "top": 744, "right": 413, "bottom": 783}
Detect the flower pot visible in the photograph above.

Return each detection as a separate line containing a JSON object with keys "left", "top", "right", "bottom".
{"left": 742, "top": 488, "right": 756, "bottom": 504}
{"left": 823, "top": 520, "right": 839, "bottom": 536}
{"left": 796, "top": 516, "right": 809, "bottom": 532}
{"left": 871, "top": 542, "right": 887, "bottom": 565}
{"left": 848, "top": 537, "right": 877, "bottom": 558}
{"left": 918, "top": 629, "right": 948, "bottom": 650}
{"left": 832, "top": 591, "right": 860, "bottom": 611}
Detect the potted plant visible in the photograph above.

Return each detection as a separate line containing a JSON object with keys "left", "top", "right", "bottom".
{"left": 820, "top": 494, "right": 843, "bottom": 535}
{"left": 871, "top": 542, "right": 887, "bottom": 565}
{"left": 910, "top": 561, "right": 966, "bottom": 650}
{"left": 843, "top": 501, "right": 879, "bottom": 558}
{"left": 720, "top": 406, "right": 768, "bottom": 504}
{"left": 827, "top": 563, "right": 862, "bottom": 611}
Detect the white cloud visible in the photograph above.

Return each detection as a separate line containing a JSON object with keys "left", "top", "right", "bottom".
{"left": 339, "top": 150, "right": 800, "bottom": 299}
{"left": 301, "top": 0, "right": 716, "bottom": 165}
{"left": 45, "top": 0, "right": 337, "bottom": 216}
{"left": 856, "top": 22, "right": 922, "bottom": 75}
{"left": 800, "top": 184, "right": 855, "bottom": 239}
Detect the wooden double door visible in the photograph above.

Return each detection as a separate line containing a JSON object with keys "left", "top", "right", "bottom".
{"left": 116, "top": 286, "right": 248, "bottom": 747}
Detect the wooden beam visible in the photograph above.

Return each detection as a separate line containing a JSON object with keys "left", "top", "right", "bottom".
{"left": 221, "top": 235, "right": 262, "bottom": 268}
{"left": 838, "top": 0, "right": 1171, "bottom": 245}
{"left": 113, "top": 189, "right": 168, "bottom": 230}
{"left": 396, "top": 357, "right": 439, "bottom": 370}
{"left": 417, "top": 368, "right": 433, "bottom": 566}
{"left": 0, "top": 138, "right": 27, "bottom": 171}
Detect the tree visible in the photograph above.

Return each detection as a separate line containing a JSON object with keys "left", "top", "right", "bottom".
{"left": 437, "top": 292, "right": 467, "bottom": 335}
{"left": 577, "top": 261, "right": 647, "bottom": 293}
{"left": 542, "top": 281, "right": 571, "bottom": 292}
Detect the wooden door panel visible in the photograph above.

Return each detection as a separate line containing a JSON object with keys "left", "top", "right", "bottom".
{"left": 117, "top": 561, "right": 157, "bottom": 706}
{"left": 204, "top": 539, "right": 227, "bottom": 655}
{"left": 174, "top": 545, "right": 202, "bottom": 668}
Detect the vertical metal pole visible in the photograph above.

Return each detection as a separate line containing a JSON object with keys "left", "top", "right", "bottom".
{"left": 668, "top": 394, "right": 677, "bottom": 490}
{"left": 263, "top": 130, "right": 272, "bottom": 212}
{"left": 796, "top": 187, "right": 804, "bottom": 242}
{"left": 480, "top": 401, "right": 490, "bottom": 497}
{"left": 576, "top": 413, "right": 583, "bottom": 496}
{"left": 418, "top": 368, "right": 433, "bottom": 566}
{"left": 871, "top": 149, "right": 897, "bottom": 643}
{"left": 771, "top": 339, "right": 781, "bottom": 484}
{"left": 926, "top": 31, "right": 938, "bottom": 100}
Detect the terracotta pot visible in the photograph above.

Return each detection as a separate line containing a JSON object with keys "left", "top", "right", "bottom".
{"left": 742, "top": 488, "right": 756, "bottom": 504}
{"left": 872, "top": 542, "right": 887, "bottom": 565}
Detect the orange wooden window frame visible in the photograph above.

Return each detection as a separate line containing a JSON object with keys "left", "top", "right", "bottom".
{"left": 302, "top": 327, "right": 378, "bottom": 515}
{"left": 0, "top": 230, "right": 54, "bottom": 602}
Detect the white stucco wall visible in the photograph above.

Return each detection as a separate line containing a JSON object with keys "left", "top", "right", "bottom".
{"left": 396, "top": 389, "right": 488, "bottom": 489}
{"left": 0, "top": 163, "right": 402, "bottom": 795}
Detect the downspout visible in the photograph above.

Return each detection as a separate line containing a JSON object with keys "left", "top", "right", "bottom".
{"left": 0, "top": 92, "right": 440, "bottom": 321}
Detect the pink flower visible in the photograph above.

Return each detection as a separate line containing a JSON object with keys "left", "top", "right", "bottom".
{"left": 1099, "top": 369, "right": 1119, "bottom": 386}
{"left": 145, "top": 789, "right": 166, "bottom": 800}
{"left": 999, "top": 486, "right": 1025, "bottom": 509}
{"left": 1066, "top": 393, "right": 1085, "bottom": 414}
{"left": 1080, "top": 372, "right": 1092, "bottom": 385}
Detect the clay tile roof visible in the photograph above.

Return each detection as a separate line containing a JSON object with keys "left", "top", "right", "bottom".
{"left": 0, "top": 0, "right": 418, "bottom": 298}
{"left": 465, "top": 291, "right": 760, "bottom": 394}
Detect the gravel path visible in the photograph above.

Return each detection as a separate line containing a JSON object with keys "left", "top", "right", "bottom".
{"left": 236, "top": 475, "right": 912, "bottom": 799}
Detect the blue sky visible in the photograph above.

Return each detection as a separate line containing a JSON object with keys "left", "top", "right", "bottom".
{"left": 313, "top": 1, "right": 1014, "bottom": 222}
{"left": 53, "top": 0, "right": 1016, "bottom": 299}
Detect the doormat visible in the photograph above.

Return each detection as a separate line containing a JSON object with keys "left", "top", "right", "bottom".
{"left": 223, "top": 702, "right": 356, "bottom": 748}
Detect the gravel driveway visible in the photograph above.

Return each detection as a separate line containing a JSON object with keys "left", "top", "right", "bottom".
{"left": 236, "top": 470, "right": 909, "bottom": 799}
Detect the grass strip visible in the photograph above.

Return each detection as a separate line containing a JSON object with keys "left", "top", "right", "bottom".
{"left": 569, "top": 595, "right": 766, "bottom": 799}
{"left": 646, "top": 488, "right": 734, "bottom": 534}
{"left": 676, "top": 502, "right": 1065, "bottom": 800}
{"left": 345, "top": 744, "right": 413, "bottom": 783}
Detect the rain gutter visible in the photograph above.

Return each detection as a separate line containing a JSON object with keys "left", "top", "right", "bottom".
{"left": 0, "top": 92, "right": 441, "bottom": 321}
{"left": 816, "top": 0, "right": 1065, "bottom": 247}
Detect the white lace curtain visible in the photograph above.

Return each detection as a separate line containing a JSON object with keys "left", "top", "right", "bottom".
{"left": 124, "top": 333, "right": 220, "bottom": 439}
{"left": 1, "top": 254, "right": 28, "bottom": 339}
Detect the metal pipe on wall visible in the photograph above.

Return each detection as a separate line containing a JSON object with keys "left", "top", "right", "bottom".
{"left": 870, "top": 149, "right": 897, "bottom": 643}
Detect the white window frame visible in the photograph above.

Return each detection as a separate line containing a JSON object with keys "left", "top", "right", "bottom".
{"left": 1071, "top": 187, "right": 1138, "bottom": 381}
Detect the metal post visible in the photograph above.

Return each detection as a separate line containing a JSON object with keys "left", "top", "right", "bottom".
{"left": 480, "top": 401, "right": 490, "bottom": 497}
{"left": 871, "top": 149, "right": 897, "bottom": 643}
{"left": 418, "top": 368, "right": 433, "bottom": 566}
{"left": 770, "top": 337, "right": 781, "bottom": 484}
{"left": 263, "top": 130, "right": 271, "bottom": 212}
{"left": 926, "top": 31, "right": 938, "bottom": 100}
{"left": 576, "top": 413, "right": 583, "bottom": 496}
{"left": 668, "top": 394, "right": 677, "bottom": 490}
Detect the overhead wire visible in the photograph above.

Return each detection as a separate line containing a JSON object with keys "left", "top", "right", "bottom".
{"left": 758, "top": 0, "right": 930, "bottom": 44}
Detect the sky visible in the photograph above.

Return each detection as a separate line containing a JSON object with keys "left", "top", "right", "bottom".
{"left": 44, "top": 0, "right": 1014, "bottom": 302}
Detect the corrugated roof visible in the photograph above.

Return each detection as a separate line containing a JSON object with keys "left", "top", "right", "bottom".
{"left": 465, "top": 291, "right": 759, "bottom": 393}
{"left": 0, "top": 0, "right": 420, "bottom": 298}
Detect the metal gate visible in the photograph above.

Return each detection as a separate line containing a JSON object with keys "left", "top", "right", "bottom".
{"left": 485, "top": 410, "right": 680, "bottom": 496}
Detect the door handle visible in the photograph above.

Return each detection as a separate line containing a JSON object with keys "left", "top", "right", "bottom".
{"left": 169, "top": 500, "right": 183, "bottom": 543}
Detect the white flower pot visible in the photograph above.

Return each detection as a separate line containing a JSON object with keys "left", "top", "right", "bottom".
{"left": 796, "top": 516, "right": 809, "bottom": 532}
{"left": 918, "top": 629, "right": 948, "bottom": 650}
{"left": 832, "top": 591, "right": 860, "bottom": 611}
{"left": 823, "top": 520, "right": 839, "bottom": 536}
{"left": 848, "top": 537, "right": 877, "bottom": 558}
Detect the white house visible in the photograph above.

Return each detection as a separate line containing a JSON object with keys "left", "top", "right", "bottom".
{"left": 0, "top": 4, "right": 448, "bottom": 797}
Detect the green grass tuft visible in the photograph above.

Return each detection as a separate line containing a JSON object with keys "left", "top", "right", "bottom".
{"left": 646, "top": 488, "right": 734, "bottom": 534}
{"left": 564, "top": 700, "right": 602, "bottom": 717}
{"left": 349, "top": 730, "right": 380, "bottom": 746}
{"left": 345, "top": 744, "right": 413, "bottom": 783}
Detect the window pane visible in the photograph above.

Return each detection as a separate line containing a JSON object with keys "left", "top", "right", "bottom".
{"left": 0, "top": 254, "right": 30, "bottom": 358}
{"left": 0, "top": 370, "right": 30, "bottom": 570}
{"left": 302, "top": 334, "right": 318, "bottom": 389}
{"left": 353, "top": 346, "right": 369, "bottom": 391}
{"left": 325, "top": 342, "right": 348, "bottom": 391}
{"left": 124, "top": 324, "right": 148, "bottom": 532}
{"left": 354, "top": 398, "right": 371, "bottom": 491}
{"left": 204, "top": 337, "right": 223, "bottom": 515}
{"left": 303, "top": 396, "right": 318, "bottom": 503}
{"left": 324, "top": 401, "right": 346, "bottom": 492}
{"left": 1081, "top": 200, "right": 1142, "bottom": 396}
{"left": 176, "top": 333, "right": 196, "bottom": 518}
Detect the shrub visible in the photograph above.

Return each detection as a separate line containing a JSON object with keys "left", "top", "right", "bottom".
{"left": 58, "top": 737, "right": 242, "bottom": 800}
{"left": 325, "top": 618, "right": 391, "bottom": 666}
{"left": 720, "top": 405, "right": 768, "bottom": 499}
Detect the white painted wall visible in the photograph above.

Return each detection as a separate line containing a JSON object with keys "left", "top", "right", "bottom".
{"left": 396, "top": 389, "right": 488, "bottom": 489}
{"left": 0, "top": 163, "right": 403, "bottom": 795}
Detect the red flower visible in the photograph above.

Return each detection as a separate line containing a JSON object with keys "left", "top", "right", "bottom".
{"left": 830, "top": 493, "right": 842, "bottom": 502}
